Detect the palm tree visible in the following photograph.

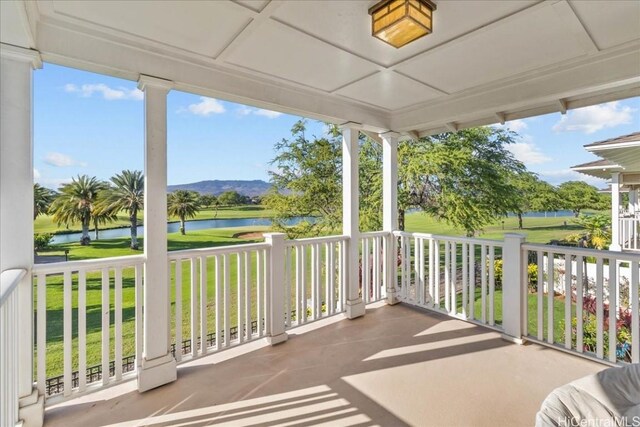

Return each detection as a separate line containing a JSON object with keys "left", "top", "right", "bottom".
{"left": 49, "top": 175, "right": 107, "bottom": 245}
{"left": 167, "top": 190, "right": 201, "bottom": 235}
{"left": 33, "top": 183, "right": 55, "bottom": 220}
{"left": 96, "top": 170, "right": 144, "bottom": 249}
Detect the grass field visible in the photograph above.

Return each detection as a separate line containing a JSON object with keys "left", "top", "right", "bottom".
{"left": 34, "top": 205, "right": 274, "bottom": 235}
{"left": 37, "top": 211, "right": 586, "bottom": 380}
{"left": 405, "top": 212, "right": 584, "bottom": 244}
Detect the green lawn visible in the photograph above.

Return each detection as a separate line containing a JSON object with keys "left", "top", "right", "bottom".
{"left": 460, "top": 289, "right": 567, "bottom": 341}
{"left": 38, "top": 226, "right": 270, "bottom": 379}
{"left": 34, "top": 205, "right": 274, "bottom": 235}
{"left": 405, "top": 212, "right": 586, "bottom": 244}
{"left": 37, "top": 211, "right": 587, "bottom": 381}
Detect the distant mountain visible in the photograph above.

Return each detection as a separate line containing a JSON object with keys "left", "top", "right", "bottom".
{"left": 167, "top": 180, "right": 272, "bottom": 197}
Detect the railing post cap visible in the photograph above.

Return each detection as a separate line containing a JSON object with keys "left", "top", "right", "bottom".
{"left": 504, "top": 233, "right": 526, "bottom": 241}
{"left": 263, "top": 232, "right": 286, "bottom": 240}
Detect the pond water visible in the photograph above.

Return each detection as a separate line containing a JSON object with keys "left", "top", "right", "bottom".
{"left": 50, "top": 217, "right": 310, "bottom": 245}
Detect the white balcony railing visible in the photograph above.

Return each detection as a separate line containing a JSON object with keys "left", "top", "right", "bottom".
{"left": 1, "top": 268, "right": 26, "bottom": 427}
{"left": 16, "top": 229, "right": 640, "bottom": 410}
{"left": 621, "top": 217, "right": 640, "bottom": 251}
{"left": 393, "top": 232, "right": 504, "bottom": 329}
{"left": 521, "top": 244, "right": 639, "bottom": 365}
{"left": 32, "top": 255, "right": 145, "bottom": 401}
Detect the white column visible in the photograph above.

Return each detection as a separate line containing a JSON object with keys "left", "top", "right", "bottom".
{"left": 264, "top": 233, "right": 288, "bottom": 345}
{"left": 381, "top": 132, "right": 399, "bottom": 305}
{"left": 342, "top": 125, "right": 365, "bottom": 319}
{"left": 137, "top": 75, "right": 176, "bottom": 392}
{"left": 501, "top": 233, "right": 526, "bottom": 344}
{"left": 0, "top": 44, "right": 45, "bottom": 426}
{"left": 610, "top": 172, "right": 621, "bottom": 251}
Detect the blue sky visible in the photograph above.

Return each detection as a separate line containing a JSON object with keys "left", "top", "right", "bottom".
{"left": 34, "top": 63, "right": 639, "bottom": 189}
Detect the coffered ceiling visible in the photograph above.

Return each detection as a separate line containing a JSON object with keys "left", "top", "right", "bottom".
{"left": 2, "top": 0, "right": 639, "bottom": 135}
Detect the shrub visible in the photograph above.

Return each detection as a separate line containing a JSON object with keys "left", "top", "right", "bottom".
{"left": 34, "top": 233, "right": 53, "bottom": 251}
{"left": 561, "top": 295, "right": 634, "bottom": 362}
{"left": 494, "top": 259, "right": 537, "bottom": 292}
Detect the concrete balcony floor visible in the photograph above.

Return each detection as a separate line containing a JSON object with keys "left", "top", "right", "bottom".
{"left": 45, "top": 302, "right": 604, "bottom": 426}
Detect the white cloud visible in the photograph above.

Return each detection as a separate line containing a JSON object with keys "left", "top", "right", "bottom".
{"left": 552, "top": 101, "right": 635, "bottom": 134}
{"left": 236, "top": 106, "right": 283, "bottom": 119}
{"left": 507, "top": 141, "right": 551, "bottom": 165}
{"left": 43, "top": 152, "right": 87, "bottom": 168}
{"left": 33, "top": 168, "right": 41, "bottom": 180}
{"left": 187, "top": 97, "right": 226, "bottom": 116}
{"left": 539, "top": 169, "right": 606, "bottom": 187}
{"left": 505, "top": 119, "right": 528, "bottom": 133}
{"left": 65, "top": 83, "right": 143, "bottom": 101}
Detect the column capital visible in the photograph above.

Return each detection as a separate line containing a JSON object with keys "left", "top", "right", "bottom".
{"left": 339, "top": 121, "right": 363, "bottom": 131}
{"left": 137, "top": 74, "right": 174, "bottom": 92}
{"left": 379, "top": 131, "right": 401, "bottom": 140}
{"left": 0, "top": 43, "right": 42, "bottom": 69}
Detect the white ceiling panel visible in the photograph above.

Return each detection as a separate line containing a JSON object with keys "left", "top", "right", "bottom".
{"left": 336, "top": 71, "right": 444, "bottom": 110}
{"left": 570, "top": 0, "right": 640, "bottom": 50}
{"left": 225, "top": 20, "right": 379, "bottom": 92}
{"left": 395, "top": 2, "right": 594, "bottom": 94}
{"left": 272, "top": 0, "right": 537, "bottom": 67}
{"left": 50, "top": 0, "right": 254, "bottom": 57}
{"left": 233, "top": 0, "right": 269, "bottom": 13}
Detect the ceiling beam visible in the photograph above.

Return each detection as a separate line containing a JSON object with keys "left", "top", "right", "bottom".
{"left": 557, "top": 98, "right": 568, "bottom": 115}
{"left": 215, "top": 0, "right": 283, "bottom": 61}
{"left": 362, "top": 130, "right": 382, "bottom": 144}
{"left": 495, "top": 112, "right": 506, "bottom": 125}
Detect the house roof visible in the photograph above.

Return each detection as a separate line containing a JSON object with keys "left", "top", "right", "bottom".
{"left": 1, "top": 1, "right": 640, "bottom": 136}
{"left": 584, "top": 132, "right": 640, "bottom": 148}
{"left": 571, "top": 159, "right": 619, "bottom": 169}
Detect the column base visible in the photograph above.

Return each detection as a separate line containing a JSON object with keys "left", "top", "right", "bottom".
{"left": 501, "top": 334, "right": 526, "bottom": 345}
{"left": 18, "top": 388, "right": 44, "bottom": 427}
{"left": 609, "top": 243, "right": 622, "bottom": 252}
{"left": 267, "top": 332, "right": 288, "bottom": 346}
{"left": 385, "top": 288, "right": 399, "bottom": 305}
{"left": 137, "top": 354, "right": 177, "bottom": 393}
{"left": 346, "top": 298, "right": 365, "bottom": 319}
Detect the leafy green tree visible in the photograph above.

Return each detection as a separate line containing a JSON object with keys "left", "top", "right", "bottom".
{"left": 199, "top": 194, "right": 217, "bottom": 209}
{"left": 50, "top": 175, "right": 107, "bottom": 245}
{"left": 33, "top": 183, "right": 56, "bottom": 220}
{"left": 167, "top": 190, "right": 201, "bottom": 235}
{"left": 218, "top": 191, "right": 248, "bottom": 206}
{"left": 96, "top": 170, "right": 144, "bottom": 249}
{"left": 511, "top": 172, "right": 561, "bottom": 229}
{"left": 557, "top": 181, "right": 602, "bottom": 217}
{"left": 398, "top": 128, "right": 525, "bottom": 236}
{"left": 264, "top": 120, "right": 342, "bottom": 238}
{"left": 358, "top": 137, "right": 383, "bottom": 232}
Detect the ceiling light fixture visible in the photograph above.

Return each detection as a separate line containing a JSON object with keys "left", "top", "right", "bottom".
{"left": 369, "top": 0, "right": 436, "bottom": 48}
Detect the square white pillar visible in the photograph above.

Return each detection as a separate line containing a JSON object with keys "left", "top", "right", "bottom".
{"left": 381, "top": 132, "right": 399, "bottom": 305}
{"left": 342, "top": 125, "right": 365, "bottom": 319}
{"left": 0, "top": 43, "right": 45, "bottom": 427}
{"left": 610, "top": 172, "right": 621, "bottom": 251}
{"left": 137, "top": 75, "right": 176, "bottom": 392}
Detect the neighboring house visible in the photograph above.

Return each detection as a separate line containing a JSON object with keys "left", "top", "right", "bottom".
{"left": 573, "top": 132, "right": 640, "bottom": 252}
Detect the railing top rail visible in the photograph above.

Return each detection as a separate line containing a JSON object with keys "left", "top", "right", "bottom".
{"left": 168, "top": 242, "right": 271, "bottom": 260}
{"left": 0, "top": 268, "right": 26, "bottom": 307}
{"left": 284, "top": 234, "right": 348, "bottom": 247}
{"left": 359, "top": 231, "right": 391, "bottom": 238}
{"left": 521, "top": 243, "right": 640, "bottom": 261}
{"left": 32, "top": 254, "right": 145, "bottom": 275}
{"left": 393, "top": 230, "right": 503, "bottom": 247}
